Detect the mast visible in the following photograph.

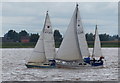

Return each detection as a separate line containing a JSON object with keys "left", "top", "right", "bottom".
{"left": 56, "top": 4, "right": 83, "bottom": 62}
{"left": 92, "top": 25, "right": 102, "bottom": 58}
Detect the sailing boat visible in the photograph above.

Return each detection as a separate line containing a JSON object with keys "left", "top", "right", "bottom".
{"left": 25, "top": 11, "right": 56, "bottom": 68}
{"left": 90, "top": 25, "right": 104, "bottom": 66}
{"left": 55, "top": 4, "right": 90, "bottom": 68}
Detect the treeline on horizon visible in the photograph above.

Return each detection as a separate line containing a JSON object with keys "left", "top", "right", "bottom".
{"left": 1, "top": 29, "right": 119, "bottom": 48}
{"left": 4, "top": 29, "right": 119, "bottom": 42}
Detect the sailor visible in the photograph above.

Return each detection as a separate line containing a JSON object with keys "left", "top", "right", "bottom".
{"left": 50, "top": 60, "right": 56, "bottom": 66}
{"left": 92, "top": 58, "right": 96, "bottom": 62}
{"left": 98, "top": 56, "right": 104, "bottom": 63}
{"left": 90, "top": 57, "right": 96, "bottom": 65}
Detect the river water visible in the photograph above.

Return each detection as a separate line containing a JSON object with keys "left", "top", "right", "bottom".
{"left": 1, "top": 48, "right": 118, "bottom": 81}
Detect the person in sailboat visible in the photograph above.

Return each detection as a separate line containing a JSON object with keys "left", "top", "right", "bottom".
{"left": 97, "top": 56, "right": 104, "bottom": 63}
{"left": 49, "top": 59, "right": 56, "bottom": 66}
{"left": 90, "top": 57, "right": 96, "bottom": 63}
{"left": 92, "top": 58, "right": 96, "bottom": 62}
{"left": 90, "top": 56, "right": 104, "bottom": 66}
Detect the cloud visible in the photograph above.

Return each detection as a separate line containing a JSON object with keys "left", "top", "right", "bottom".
{"left": 2, "top": 16, "right": 36, "bottom": 24}
{"left": 52, "top": 18, "right": 69, "bottom": 26}
{"left": 1, "top": 2, "right": 118, "bottom": 37}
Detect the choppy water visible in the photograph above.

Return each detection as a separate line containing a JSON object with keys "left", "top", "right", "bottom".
{"left": 2, "top": 48, "right": 118, "bottom": 81}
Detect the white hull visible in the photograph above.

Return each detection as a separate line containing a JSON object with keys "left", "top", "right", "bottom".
{"left": 56, "top": 63, "right": 104, "bottom": 69}
{"left": 56, "top": 62, "right": 91, "bottom": 69}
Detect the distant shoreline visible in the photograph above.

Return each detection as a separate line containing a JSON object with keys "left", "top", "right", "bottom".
{"left": 0, "top": 41, "right": 119, "bottom": 48}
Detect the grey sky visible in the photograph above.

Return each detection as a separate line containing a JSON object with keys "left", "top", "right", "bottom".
{"left": 1, "top": 2, "right": 118, "bottom": 37}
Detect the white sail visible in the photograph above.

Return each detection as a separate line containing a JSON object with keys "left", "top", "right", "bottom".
{"left": 28, "top": 30, "right": 46, "bottom": 63}
{"left": 77, "top": 8, "right": 90, "bottom": 57}
{"left": 27, "top": 11, "right": 56, "bottom": 63}
{"left": 43, "top": 11, "right": 56, "bottom": 59}
{"left": 92, "top": 25, "right": 102, "bottom": 57}
{"left": 56, "top": 4, "right": 83, "bottom": 62}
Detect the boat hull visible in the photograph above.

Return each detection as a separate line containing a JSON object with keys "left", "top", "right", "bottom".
{"left": 91, "top": 62, "right": 103, "bottom": 66}
{"left": 25, "top": 64, "right": 56, "bottom": 68}
{"left": 84, "top": 58, "right": 103, "bottom": 66}
{"left": 56, "top": 63, "right": 90, "bottom": 69}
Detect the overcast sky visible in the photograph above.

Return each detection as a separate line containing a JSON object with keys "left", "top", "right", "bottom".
{"left": 1, "top": 2, "right": 118, "bottom": 37}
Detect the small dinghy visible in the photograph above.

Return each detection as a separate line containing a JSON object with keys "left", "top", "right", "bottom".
{"left": 25, "top": 11, "right": 56, "bottom": 68}
{"left": 84, "top": 25, "right": 104, "bottom": 66}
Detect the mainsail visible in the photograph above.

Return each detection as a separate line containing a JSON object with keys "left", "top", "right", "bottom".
{"left": 28, "top": 11, "right": 56, "bottom": 63}
{"left": 92, "top": 25, "right": 102, "bottom": 57}
{"left": 56, "top": 4, "right": 84, "bottom": 62}
{"left": 76, "top": 5, "right": 90, "bottom": 57}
